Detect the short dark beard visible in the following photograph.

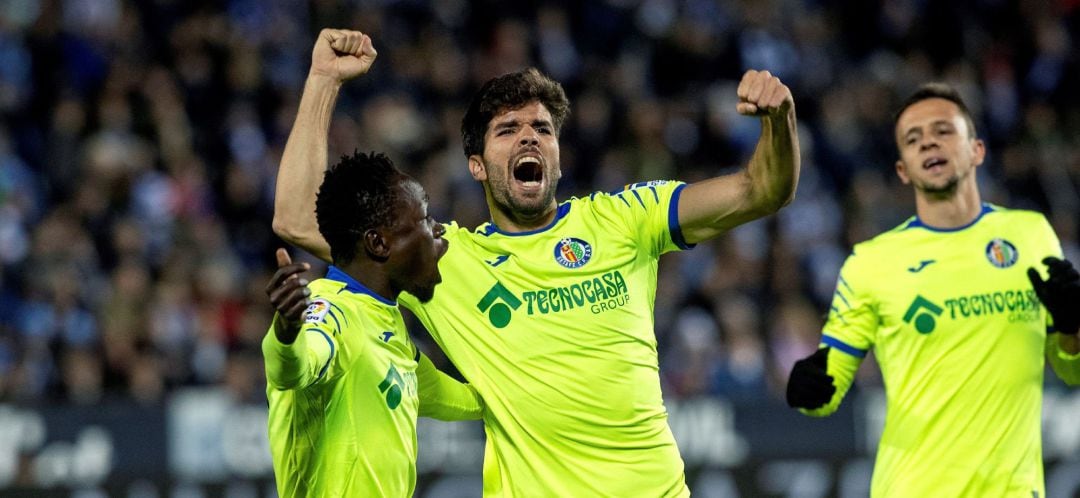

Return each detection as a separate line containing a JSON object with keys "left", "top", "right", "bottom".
{"left": 917, "top": 175, "right": 960, "bottom": 199}
{"left": 486, "top": 158, "right": 559, "bottom": 227}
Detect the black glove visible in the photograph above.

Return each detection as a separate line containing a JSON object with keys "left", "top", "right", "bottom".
{"left": 1028, "top": 256, "right": 1080, "bottom": 335}
{"left": 786, "top": 347, "right": 836, "bottom": 410}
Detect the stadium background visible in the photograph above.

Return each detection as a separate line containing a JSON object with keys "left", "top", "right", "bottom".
{"left": 0, "top": 0, "right": 1078, "bottom": 496}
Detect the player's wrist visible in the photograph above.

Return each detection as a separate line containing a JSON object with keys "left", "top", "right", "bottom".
{"left": 305, "top": 71, "right": 346, "bottom": 90}
{"left": 273, "top": 313, "right": 302, "bottom": 345}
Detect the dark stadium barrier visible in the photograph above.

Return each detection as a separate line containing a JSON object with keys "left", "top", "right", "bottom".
{"left": 1, "top": 388, "right": 1078, "bottom": 497}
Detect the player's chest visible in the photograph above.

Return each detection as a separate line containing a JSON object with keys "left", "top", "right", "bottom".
{"left": 338, "top": 324, "right": 419, "bottom": 408}
{"left": 335, "top": 309, "right": 414, "bottom": 369}
{"left": 874, "top": 232, "right": 1044, "bottom": 338}
{"left": 433, "top": 233, "right": 650, "bottom": 336}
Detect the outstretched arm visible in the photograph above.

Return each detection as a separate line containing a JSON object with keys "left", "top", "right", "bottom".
{"left": 678, "top": 70, "right": 800, "bottom": 244}
{"left": 273, "top": 28, "right": 377, "bottom": 263}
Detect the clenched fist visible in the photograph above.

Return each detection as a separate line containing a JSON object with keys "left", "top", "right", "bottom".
{"left": 309, "top": 28, "right": 378, "bottom": 83}
{"left": 736, "top": 70, "right": 794, "bottom": 118}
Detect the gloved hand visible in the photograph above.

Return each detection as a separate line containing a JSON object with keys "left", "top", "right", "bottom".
{"left": 786, "top": 347, "right": 836, "bottom": 409}
{"left": 1028, "top": 257, "right": 1080, "bottom": 335}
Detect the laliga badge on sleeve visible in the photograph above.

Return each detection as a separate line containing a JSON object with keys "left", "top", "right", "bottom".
{"left": 304, "top": 299, "right": 331, "bottom": 324}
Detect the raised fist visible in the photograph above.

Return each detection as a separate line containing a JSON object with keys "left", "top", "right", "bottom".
{"left": 310, "top": 28, "right": 378, "bottom": 83}
{"left": 736, "top": 70, "right": 794, "bottom": 118}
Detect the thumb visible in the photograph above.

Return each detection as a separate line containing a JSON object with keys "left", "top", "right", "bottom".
{"left": 276, "top": 248, "right": 293, "bottom": 268}
{"left": 1027, "top": 267, "right": 1045, "bottom": 290}
{"left": 1027, "top": 267, "right": 1049, "bottom": 302}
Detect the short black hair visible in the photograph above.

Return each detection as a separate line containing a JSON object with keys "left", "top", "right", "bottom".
{"left": 461, "top": 67, "right": 570, "bottom": 157}
{"left": 894, "top": 82, "right": 977, "bottom": 139}
{"left": 315, "top": 151, "right": 407, "bottom": 265}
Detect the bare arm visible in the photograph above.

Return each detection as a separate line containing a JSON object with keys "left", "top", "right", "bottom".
{"left": 272, "top": 28, "right": 378, "bottom": 263}
{"left": 678, "top": 70, "right": 800, "bottom": 244}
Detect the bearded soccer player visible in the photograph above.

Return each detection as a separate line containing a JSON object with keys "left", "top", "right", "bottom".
{"left": 786, "top": 83, "right": 1080, "bottom": 497}
{"left": 273, "top": 28, "right": 799, "bottom": 496}
{"left": 263, "top": 150, "right": 483, "bottom": 498}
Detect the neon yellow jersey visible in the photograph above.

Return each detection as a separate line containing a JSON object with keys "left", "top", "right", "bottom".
{"left": 400, "top": 181, "right": 693, "bottom": 498}
{"left": 263, "top": 267, "right": 482, "bottom": 498}
{"left": 807, "top": 204, "right": 1080, "bottom": 497}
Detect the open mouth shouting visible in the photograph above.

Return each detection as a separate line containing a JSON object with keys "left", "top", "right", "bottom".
{"left": 512, "top": 152, "right": 545, "bottom": 194}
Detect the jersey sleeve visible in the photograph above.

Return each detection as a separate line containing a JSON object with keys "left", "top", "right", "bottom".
{"left": 591, "top": 181, "right": 693, "bottom": 256}
{"left": 803, "top": 252, "right": 878, "bottom": 416}
{"left": 822, "top": 252, "right": 878, "bottom": 356}
{"left": 262, "top": 298, "right": 344, "bottom": 390}
{"left": 1032, "top": 214, "right": 1068, "bottom": 333}
{"left": 1046, "top": 335, "right": 1080, "bottom": 385}
{"left": 415, "top": 352, "right": 484, "bottom": 421}
{"left": 1025, "top": 213, "right": 1080, "bottom": 384}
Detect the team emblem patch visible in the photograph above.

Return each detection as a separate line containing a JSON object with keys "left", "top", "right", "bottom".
{"left": 304, "top": 299, "right": 331, "bottom": 323}
{"left": 985, "top": 238, "right": 1018, "bottom": 268}
{"left": 553, "top": 238, "right": 592, "bottom": 269}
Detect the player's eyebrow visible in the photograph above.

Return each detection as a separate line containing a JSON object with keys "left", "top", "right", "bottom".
{"left": 492, "top": 119, "right": 518, "bottom": 131}
{"left": 904, "top": 119, "right": 954, "bottom": 137}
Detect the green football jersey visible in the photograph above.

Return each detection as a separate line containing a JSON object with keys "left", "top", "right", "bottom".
{"left": 400, "top": 181, "right": 693, "bottom": 497}
{"left": 263, "top": 267, "right": 483, "bottom": 498}
{"left": 807, "top": 204, "right": 1080, "bottom": 497}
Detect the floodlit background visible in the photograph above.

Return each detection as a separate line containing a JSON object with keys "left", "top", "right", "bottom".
{"left": 0, "top": 0, "right": 1078, "bottom": 496}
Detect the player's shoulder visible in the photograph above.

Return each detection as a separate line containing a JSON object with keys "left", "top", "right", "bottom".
{"left": 982, "top": 203, "right": 1050, "bottom": 225}
{"left": 307, "top": 277, "right": 345, "bottom": 298}
{"left": 578, "top": 180, "right": 684, "bottom": 208}
{"left": 849, "top": 216, "right": 920, "bottom": 256}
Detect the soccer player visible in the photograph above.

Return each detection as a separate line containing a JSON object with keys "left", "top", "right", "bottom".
{"left": 274, "top": 28, "right": 799, "bottom": 496}
{"left": 785, "top": 83, "right": 1080, "bottom": 497}
{"left": 262, "top": 151, "right": 484, "bottom": 498}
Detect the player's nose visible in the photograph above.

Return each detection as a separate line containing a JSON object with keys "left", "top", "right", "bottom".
{"left": 519, "top": 127, "right": 539, "bottom": 147}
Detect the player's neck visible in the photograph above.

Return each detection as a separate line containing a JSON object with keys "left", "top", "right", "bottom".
{"left": 488, "top": 200, "right": 558, "bottom": 233}
{"left": 339, "top": 261, "right": 397, "bottom": 302}
{"left": 913, "top": 183, "right": 983, "bottom": 229}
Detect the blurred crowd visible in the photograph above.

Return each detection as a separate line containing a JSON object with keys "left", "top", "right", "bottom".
{"left": 0, "top": 0, "right": 1078, "bottom": 407}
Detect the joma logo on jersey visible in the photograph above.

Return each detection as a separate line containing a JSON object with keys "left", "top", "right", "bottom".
{"left": 903, "top": 295, "right": 944, "bottom": 334}
{"left": 476, "top": 271, "right": 631, "bottom": 328}
{"left": 554, "top": 238, "right": 592, "bottom": 269}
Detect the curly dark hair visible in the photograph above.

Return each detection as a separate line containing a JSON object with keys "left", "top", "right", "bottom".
{"left": 461, "top": 67, "right": 570, "bottom": 157}
{"left": 315, "top": 151, "right": 407, "bottom": 266}
{"left": 894, "top": 82, "right": 977, "bottom": 139}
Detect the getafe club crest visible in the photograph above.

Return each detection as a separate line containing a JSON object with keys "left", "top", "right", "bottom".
{"left": 985, "top": 238, "right": 1018, "bottom": 268}
{"left": 554, "top": 237, "right": 592, "bottom": 269}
